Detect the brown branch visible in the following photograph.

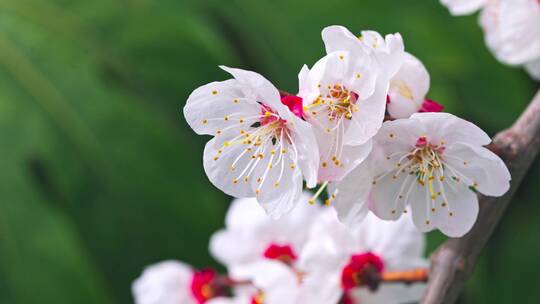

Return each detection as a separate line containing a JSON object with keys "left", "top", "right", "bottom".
{"left": 422, "top": 89, "right": 540, "bottom": 304}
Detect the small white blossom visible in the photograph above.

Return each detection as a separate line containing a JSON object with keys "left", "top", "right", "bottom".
{"left": 132, "top": 261, "right": 197, "bottom": 304}
{"left": 387, "top": 52, "right": 431, "bottom": 119}
{"left": 441, "top": 0, "right": 540, "bottom": 80}
{"left": 334, "top": 112, "right": 511, "bottom": 237}
{"left": 210, "top": 192, "right": 324, "bottom": 280}
{"left": 298, "top": 210, "right": 427, "bottom": 304}
{"left": 184, "top": 67, "right": 319, "bottom": 218}
{"left": 298, "top": 26, "right": 403, "bottom": 182}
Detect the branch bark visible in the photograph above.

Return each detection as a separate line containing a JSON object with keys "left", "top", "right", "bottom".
{"left": 422, "top": 89, "right": 540, "bottom": 304}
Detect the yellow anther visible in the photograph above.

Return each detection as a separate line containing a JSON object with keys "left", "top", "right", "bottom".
{"left": 257, "top": 177, "right": 262, "bottom": 183}
{"left": 339, "top": 54, "right": 344, "bottom": 60}
{"left": 230, "top": 165, "right": 235, "bottom": 171}
{"left": 322, "top": 162, "right": 328, "bottom": 168}
{"left": 224, "top": 116, "right": 229, "bottom": 121}
{"left": 233, "top": 179, "right": 239, "bottom": 184}
{"left": 212, "top": 90, "right": 218, "bottom": 95}
{"left": 442, "top": 202, "right": 447, "bottom": 207}
{"left": 431, "top": 208, "right": 436, "bottom": 212}
{"left": 356, "top": 73, "right": 362, "bottom": 79}
{"left": 264, "top": 111, "right": 271, "bottom": 117}
{"left": 308, "top": 199, "right": 315, "bottom": 205}
{"left": 202, "top": 119, "right": 208, "bottom": 124}
{"left": 270, "top": 150, "right": 275, "bottom": 155}
{"left": 233, "top": 98, "right": 239, "bottom": 103}
{"left": 425, "top": 220, "right": 430, "bottom": 225}
{"left": 449, "top": 212, "right": 454, "bottom": 217}
{"left": 391, "top": 210, "right": 396, "bottom": 214}
{"left": 244, "top": 177, "right": 249, "bottom": 182}
{"left": 290, "top": 163, "right": 296, "bottom": 169}
{"left": 281, "top": 149, "right": 287, "bottom": 154}
{"left": 224, "top": 141, "right": 231, "bottom": 147}
{"left": 239, "top": 119, "right": 245, "bottom": 123}
{"left": 353, "top": 106, "right": 359, "bottom": 112}
{"left": 398, "top": 195, "right": 403, "bottom": 199}
{"left": 216, "top": 130, "right": 222, "bottom": 135}
{"left": 274, "top": 182, "right": 279, "bottom": 187}
{"left": 389, "top": 133, "right": 395, "bottom": 138}
{"left": 213, "top": 156, "right": 219, "bottom": 161}
{"left": 256, "top": 189, "right": 260, "bottom": 196}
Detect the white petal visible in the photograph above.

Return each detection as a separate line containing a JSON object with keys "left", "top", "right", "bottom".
{"left": 297, "top": 271, "right": 343, "bottom": 304}
{"left": 430, "top": 177, "right": 479, "bottom": 237}
{"left": 328, "top": 158, "right": 374, "bottom": 227}
{"left": 440, "top": 0, "right": 487, "bottom": 16}
{"left": 318, "top": 140, "right": 373, "bottom": 182}
{"left": 344, "top": 73, "right": 387, "bottom": 146}
{"left": 249, "top": 147, "right": 303, "bottom": 219}
{"left": 236, "top": 260, "right": 299, "bottom": 304}
{"left": 387, "top": 52, "right": 430, "bottom": 119}
{"left": 203, "top": 135, "right": 256, "bottom": 198}
{"left": 209, "top": 230, "right": 260, "bottom": 268}
{"left": 374, "top": 118, "right": 425, "bottom": 155}
{"left": 360, "top": 31, "right": 405, "bottom": 79}
{"left": 132, "top": 261, "right": 195, "bottom": 304}
{"left": 369, "top": 167, "right": 414, "bottom": 221}
{"left": 184, "top": 79, "right": 261, "bottom": 135}
{"left": 479, "top": 0, "right": 540, "bottom": 65}
{"left": 410, "top": 112, "right": 492, "bottom": 146}
{"left": 322, "top": 25, "right": 365, "bottom": 55}
{"left": 224, "top": 197, "right": 268, "bottom": 231}
{"left": 408, "top": 182, "right": 438, "bottom": 234}
{"left": 220, "top": 66, "right": 283, "bottom": 111}
{"left": 289, "top": 120, "right": 320, "bottom": 188}
{"left": 444, "top": 142, "right": 510, "bottom": 197}
{"left": 525, "top": 57, "right": 540, "bottom": 81}
{"left": 350, "top": 284, "right": 426, "bottom": 304}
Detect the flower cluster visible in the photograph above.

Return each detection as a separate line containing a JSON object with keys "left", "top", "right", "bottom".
{"left": 134, "top": 24, "right": 513, "bottom": 304}
{"left": 440, "top": 0, "right": 540, "bottom": 80}
{"left": 133, "top": 194, "right": 429, "bottom": 304}
{"left": 183, "top": 25, "right": 510, "bottom": 237}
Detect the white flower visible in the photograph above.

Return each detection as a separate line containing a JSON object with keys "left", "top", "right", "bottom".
{"left": 440, "top": 0, "right": 487, "bottom": 15}
{"left": 479, "top": 0, "right": 540, "bottom": 68}
{"left": 210, "top": 192, "right": 324, "bottom": 279}
{"left": 298, "top": 26, "right": 403, "bottom": 182}
{"left": 364, "top": 112, "right": 510, "bottom": 237}
{"left": 387, "top": 52, "right": 431, "bottom": 119}
{"left": 296, "top": 209, "right": 428, "bottom": 304}
{"left": 184, "top": 66, "right": 319, "bottom": 218}
{"left": 132, "top": 261, "right": 197, "bottom": 304}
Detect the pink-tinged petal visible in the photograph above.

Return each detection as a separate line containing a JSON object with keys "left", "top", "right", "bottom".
{"left": 184, "top": 79, "right": 262, "bottom": 135}
{"left": 132, "top": 261, "right": 196, "bottom": 304}
{"left": 374, "top": 119, "right": 425, "bottom": 158}
{"left": 440, "top": 0, "right": 487, "bottom": 16}
{"left": 420, "top": 98, "right": 444, "bottom": 113}
{"left": 444, "top": 142, "right": 510, "bottom": 197}
{"left": 410, "top": 112, "right": 492, "bottom": 146}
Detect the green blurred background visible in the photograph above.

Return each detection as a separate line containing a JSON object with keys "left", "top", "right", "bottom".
{"left": 0, "top": 0, "right": 537, "bottom": 303}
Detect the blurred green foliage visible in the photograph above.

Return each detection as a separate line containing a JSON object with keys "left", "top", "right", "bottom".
{"left": 0, "top": 0, "right": 537, "bottom": 303}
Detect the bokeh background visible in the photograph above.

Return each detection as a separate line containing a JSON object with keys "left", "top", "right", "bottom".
{"left": 0, "top": 0, "right": 538, "bottom": 303}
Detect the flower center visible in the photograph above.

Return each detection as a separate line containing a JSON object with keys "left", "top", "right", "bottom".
{"left": 250, "top": 292, "right": 265, "bottom": 304}
{"left": 191, "top": 268, "right": 223, "bottom": 303}
{"left": 341, "top": 252, "right": 384, "bottom": 291}
{"left": 263, "top": 243, "right": 298, "bottom": 265}
{"left": 306, "top": 83, "right": 359, "bottom": 120}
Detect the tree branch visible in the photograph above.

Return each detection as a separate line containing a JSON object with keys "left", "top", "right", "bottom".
{"left": 422, "top": 89, "right": 540, "bottom": 304}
